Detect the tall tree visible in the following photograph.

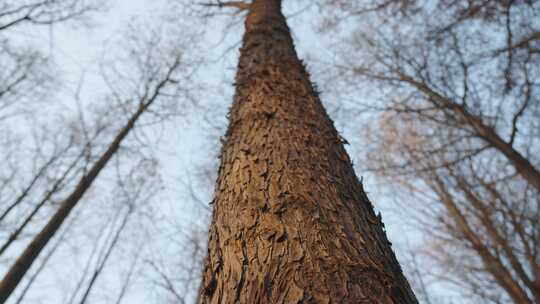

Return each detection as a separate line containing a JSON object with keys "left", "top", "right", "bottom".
{"left": 322, "top": 0, "right": 540, "bottom": 302}
{"left": 199, "top": 1, "right": 417, "bottom": 303}
{"left": 0, "top": 29, "right": 192, "bottom": 302}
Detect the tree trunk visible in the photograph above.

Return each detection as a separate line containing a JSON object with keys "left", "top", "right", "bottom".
{"left": 400, "top": 74, "right": 540, "bottom": 193}
{"left": 0, "top": 54, "right": 179, "bottom": 303}
{"left": 0, "top": 102, "right": 146, "bottom": 304}
{"left": 199, "top": 1, "right": 418, "bottom": 303}
{"left": 0, "top": 152, "right": 80, "bottom": 257}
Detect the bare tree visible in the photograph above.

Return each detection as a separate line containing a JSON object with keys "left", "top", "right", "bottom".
{"left": 13, "top": 204, "right": 84, "bottom": 304}
{"left": 0, "top": 121, "right": 104, "bottom": 261}
{"left": 74, "top": 157, "right": 161, "bottom": 304}
{"left": 323, "top": 0, "right": 540, "bottom": 302}
{"left": 0, "top": 21, "right": 198, "bottom": 302}
{"left": 0, "top": 144, "right": 82, "bottom": 256}
{"left": 0, "top": 0, "right": 99, "bottom": 31}
{"left": 0, "top": 1, "right": 102, "bottom": 256}
{"left": 0, "top": 43, "right": 50, "bottom": 121}
{"left": 0, "top": 0, "right": 101, "bottom": 121}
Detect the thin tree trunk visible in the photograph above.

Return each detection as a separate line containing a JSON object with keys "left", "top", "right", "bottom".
{"left": 67, "top": 207, "right": 120, "bottom": 304}
{"left": 0, "top": 55, "right": 179, "bottom": 302}
{"left": 0, "top": 151, "right": 81, "bottom": 256}
{"left": 0, "top": 102, "right": 147, "bottom": 303}
{"left": 0, "top": 154, "right": 58, "bottom": 223}
{"left": 78, "top": 207, "right": 132, "bottom": 304}
{"left": 0, "top": 140, "right": 75, "bottom": 223}
{"left": 14, "top": 208, "right": 81, "bottom": 304}
{"left": 113, "top": 248, "right": 140, "bottom": 304}
{"left": 399, "top": 74, "right": 540, "bottom": 192}
{"left": 430, "top": 175, "right": 533, "bottom": 304}
{"left": 199, "top": 1, "right": 418, "bottom": 303}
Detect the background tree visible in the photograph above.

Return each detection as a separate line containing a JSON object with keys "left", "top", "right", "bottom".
{"left": 0, "top": 10, "right": 204, "bottom": 302}
{"left": 0, "top": 0, "right": 100, "bottom": 120}
{"left": 0, "top": 0, "right": 102, "bottom": 263}
{"left": 321, "top": 0, "right": 540, "bottom": 302}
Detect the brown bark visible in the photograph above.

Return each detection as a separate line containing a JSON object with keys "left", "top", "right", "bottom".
{"left": 199, "top": 1, "right": 417, "bottom": 303}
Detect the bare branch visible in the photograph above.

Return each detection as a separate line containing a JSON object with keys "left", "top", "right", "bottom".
{"left": 199, "top": 0, "right": 251, "bottom": 11}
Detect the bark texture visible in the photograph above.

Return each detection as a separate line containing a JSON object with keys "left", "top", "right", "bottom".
{"left": 199, "top": 1, "right": 418, "bottom": 303}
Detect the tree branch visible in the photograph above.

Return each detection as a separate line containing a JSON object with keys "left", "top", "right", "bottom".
{"left": 199, "top": 0, "right": 251, "bottom": 11}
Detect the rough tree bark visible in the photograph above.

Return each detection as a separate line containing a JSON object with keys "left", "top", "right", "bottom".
{"left": 199, "top": 0, "right": 418, "bottom": 303}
